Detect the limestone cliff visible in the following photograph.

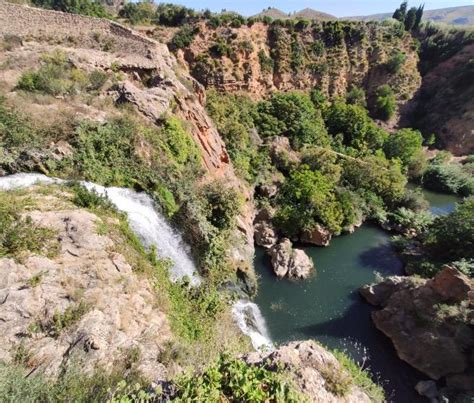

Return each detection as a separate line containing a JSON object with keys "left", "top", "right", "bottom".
{"left": 175, "top": 21, "right": 421, "bottom": 120}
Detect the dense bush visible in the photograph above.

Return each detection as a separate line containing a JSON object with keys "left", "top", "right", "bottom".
{"left": 118, "top": 2, "right": 156, "bottom": 25}
{"left": 258, "top": 50, "right": 274, "bottom": 73}
{"left": 169, "top": 25, "right": 198, "bottom": 50}
{"left": 275, "top": 165, "right": 344, "bottom": 236}
{"left": 174, "top": 354, "right": 301, "bottom": 401}
{"left": 255, "top": 92, "right": 329, "bottom": 148}
{"left": 155, "top": 3, "right": 197, "bottom": 26}
{"left": 384, "top": 128, "right": 424, "bottom": 174}
{"left": 324, "top": 101, "right": 388, "bottom": 154}
{"left": 373, "top": 85, "right": 397, "bottom": 121}
{"left": 17, "top": 51, "right": 108, "bottom": 96}
{"left": 31, "top": 0, "right": 109, "bottom": 18}
{"left": 422, "top": 162, "right": 474, "bottom": 196}
{"left": 345, "top": 86, "right": 367, "bottom": 108}
{"left": 423, "top": 197, "right": 474, "bottom": 263}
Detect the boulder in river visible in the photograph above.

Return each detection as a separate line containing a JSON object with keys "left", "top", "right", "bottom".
{"left": 300, "top": 224, "right": 332, "bottom": 247}
{"left": 360, "top": 267, "right": 474, "bottom": 383}
{"left": 254, "top": 221, "right": 278, "bottom": 249}
{"left": 268, "top": 239, "right": 314, "bottom": 279}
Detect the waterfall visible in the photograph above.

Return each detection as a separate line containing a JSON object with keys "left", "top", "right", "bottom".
{"left": 0, "top": 173, "right": 272, "bottom": 350}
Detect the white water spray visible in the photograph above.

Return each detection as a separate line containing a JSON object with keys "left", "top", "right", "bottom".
{"left": 0, "top": 173, "right": 272, "bottom": 349}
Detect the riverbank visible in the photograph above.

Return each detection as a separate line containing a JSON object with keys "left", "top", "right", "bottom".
{"left": 254, "top": 189, "right": 460, "bottom": 402}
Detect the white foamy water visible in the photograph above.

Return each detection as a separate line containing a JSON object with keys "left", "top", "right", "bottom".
{"left": 232, "top": 300, "right": 273, "bottom": 351}
{"left": 0, "top": 173, "right": 272, "bottom": 349}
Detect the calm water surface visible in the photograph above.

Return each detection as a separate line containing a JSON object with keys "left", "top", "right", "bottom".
{"left": 254, "top": 189, "right": 459, "bottom": 402}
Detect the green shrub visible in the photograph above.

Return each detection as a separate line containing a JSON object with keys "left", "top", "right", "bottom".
{"left": 174, "top": 354, "right": 301, "bottom": 401}
{"left": 17, "top": 51, "right": 108, "bottom": 96}
{"left": 386, "top": 51, "right": 406, "bottom": 74}
{"left": 345, "top": 86, "right": 367, "bottom": 108}
{"left": 32, "top": 0, "right": 110, "bottom": 18}
{"left": 422, "top": 163, "right": 474, "bottom": 196}
{"left": 373, "top": 85, "right": 396, "bottom": 121}
{"left": 156, "top": 3, "right": 197, "bottom": 26}
{"left": 384, "top": 128, "right": 424, "bottom": 170}
{"left": 258, "top": 50, "right": 274, "bottom": 73}
{"left": 169, "top": 25, "right": 198, "bottom": 50}
{"left": 70, "top": 183, "right": 115, "bottom": 211}
{"left": 118, "top": 2, "right": 156, "bottom": 24}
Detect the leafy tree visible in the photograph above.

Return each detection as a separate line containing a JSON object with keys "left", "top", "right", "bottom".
{"left": 254, "top": 92, "right": 329, "bottom": 148}
{"left": 324, "top": 101, "right": 388, "bottom": 153}
{"left": 423, "top": 198, "right": 474, "bottom": 263}
{"left": 384, "top": 128, "right": 423, "bottom": 169}
{"left": 393, "top": 1, "right": 408, "bottom": 23}
{"left": 118, "top": 2, "right": 155, "bottom": 24}
{"left": 155, "top": 3, "right": 197, "bottom": 26}
{"left": 32, "top": 0, "right": 109, "bottom": 17}
{"left": 386, "top": 52, "right": 406, "bottom": 74}
{"left": 405, "top": 7, "right": 417, "bottom": 31}
{"left": 275, "top": 165, "right": 344, "bottom": 236}
{"left": 373, "top": 85, "right": 396, "bottom": 121}
{"left": 169, "top": 25, "right": 198, "bottom": 50}
{"left": 414, "top": 4, "right": 424, "bottom": 30}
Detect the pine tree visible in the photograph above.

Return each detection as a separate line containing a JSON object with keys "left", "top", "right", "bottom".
{"left": 405, "top": 7, "right": 417, "bottom": 30}
{"left": 414, "top": 4, "right": 424, "bottom": 30}
{"left": 392, "top": 1, "right": 408, "bottom": 23}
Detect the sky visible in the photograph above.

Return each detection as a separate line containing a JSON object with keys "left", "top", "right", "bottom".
{"left": 161, "top": 0, "right": 474, "bottom": 17}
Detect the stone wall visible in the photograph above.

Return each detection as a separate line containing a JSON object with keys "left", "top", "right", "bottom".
{"left": 0, "top": 0, "right": 154, "bottom": 57}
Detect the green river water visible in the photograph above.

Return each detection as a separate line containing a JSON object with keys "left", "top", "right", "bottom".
{"left": 254, "top": 189, "right": 459, "bottom": 402}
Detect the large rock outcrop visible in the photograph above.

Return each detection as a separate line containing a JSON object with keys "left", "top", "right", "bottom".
{"left": 360, "top": 267, "right": 474, "bottom": 383}
{"left": 243, "top": 340, "right": 372, "bottom": 402}
{"left": 0, "top": 190, "right": 171, "bottom": 380}
{"left": 268, "top": 238, "right": 314, "bottom": 279}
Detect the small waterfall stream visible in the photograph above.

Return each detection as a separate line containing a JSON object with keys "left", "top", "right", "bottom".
{"left": 0, "top": 173, "right": 272, "bottom": 350}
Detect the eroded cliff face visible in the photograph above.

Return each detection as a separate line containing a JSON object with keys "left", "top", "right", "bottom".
{"left": 176, "top": 21, "right": 421, "bottom": 117}
{"left": 407, "top": 43, "right": 474, "bottom": 155}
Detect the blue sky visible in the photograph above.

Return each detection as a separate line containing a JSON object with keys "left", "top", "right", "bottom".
{"left": 162, "top": 0, "right": 474, "bottom": 17}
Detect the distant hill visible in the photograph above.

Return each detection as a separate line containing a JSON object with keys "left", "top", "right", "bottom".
{"left": 254, "top": 7, "right": 336, "bottom": 21}
{"left": 348, "top": 5, "right": 474, "bottom": 26}
{"left": 254, "top": 7, "right": 289, "bottom": 20}
{"left": 293, "top": 8, "right": 336, "bottom": 21}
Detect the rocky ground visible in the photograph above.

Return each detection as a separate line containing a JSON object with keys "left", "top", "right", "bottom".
{"left": 0, "top": 186, "right": 171, "bottom": 381}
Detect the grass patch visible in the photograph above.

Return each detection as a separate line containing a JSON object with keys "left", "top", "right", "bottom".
{"left": 0, "top": 192, "right": 59, "bottom": 262}
{"left": 16, "top": 50, "right": 108, "bottom": 96}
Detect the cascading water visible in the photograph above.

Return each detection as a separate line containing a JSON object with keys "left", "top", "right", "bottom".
{"left": 0, "top": 173, "right": 272, "bottom": 350}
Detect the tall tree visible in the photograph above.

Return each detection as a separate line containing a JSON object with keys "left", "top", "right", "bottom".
{"left": 393, "top": 1, "right": 408, "bottom": 23}
{"left": 405, "top": 7, "right": 417, "bottom": 31}
{"left": 414, "top": 4, "right": 424, "bottom": 30}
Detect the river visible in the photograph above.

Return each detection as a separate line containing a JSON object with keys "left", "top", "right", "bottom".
{"left": 254, "top": 189, "right": 459, "bottom": 402}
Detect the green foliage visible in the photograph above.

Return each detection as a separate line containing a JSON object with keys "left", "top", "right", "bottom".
{"left": 389, "top": 207, "right": 434, "bottom": 233}
{"left": 174, "top": 354, "right": 301, "bottom": 402}
{"left": 118, "top": 2, "right": 156, "bottom": 25}
{"left": 422, "top": 161, "right": 474, "bottom": 196}
{"left": 384, "top": 128, "right": 424, "bottom": 171}
{"left": 345, "top": 86, "right": 367, "bottom": 108}
{"left": 70, "top": 183, "right": 115, "bottom": 211}
{"left": 209, "top": 39, "right": 233, "bottom": 58}
{"left": 275, "top": 165, "right": 344, "bottom": 236}
{"left": 32, "top": 0, "right": 109, "bottom": 18}
{"left": 170, "top": 25, "right": 198, "bottom": 50}
{"left": 0, "top": 97, "right": 38, "bottom": 149}
{"left": 36, "top": 301, "right": 90, "bottom": 338}
{"left": 155, "top": 3, "right": 197, "bottom": 26}
{"left": 0, "top": 362, "right": 145, "bottom": 403}
{"left": 258, "top": 50, "right": 274, "bottom": 73}
{"left": 324, "top": 100, "right": 388, "bottom": 153}
{"left": 17, "top": 51, "right": 108, "bottom": 96}
{"left": 206, "top": 90, "right": 270, "bottom": 183}
{"left": 423, "top": 197, "right": 474, "bottom": 263}
{"left": 342, "top": 154, "right": 407, "bottom": 206}
{"left": 386, "top": 51, "right": 406, "bottom": 74}
{"left": 373, "top": 85, "right": 396, "bottom": 121}
{"left": 255, "top": 92, "right": 329, "bottom": 148}
{"left": 0, "top": 192, "right": 59, "bottom": 261}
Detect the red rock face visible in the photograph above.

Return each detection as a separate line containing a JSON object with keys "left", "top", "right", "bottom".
{"left": 428, "top": 266, "right": 473, "bottom": 303}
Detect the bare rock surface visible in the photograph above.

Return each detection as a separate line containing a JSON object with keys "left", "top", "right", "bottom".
{"left": 0, "top": 194, "right": 171, "bottom": 381}
{"left": 301, "top": 224, "right": 332, "bottom": 247}
{"left": 268, "top": 239, "right": 314, "bottom": 279}
{"left": 243, "top": 340, "right": 371, "bottom": 403}
{"left": 361, "top": 267, "right": 474, "bottom": 382}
